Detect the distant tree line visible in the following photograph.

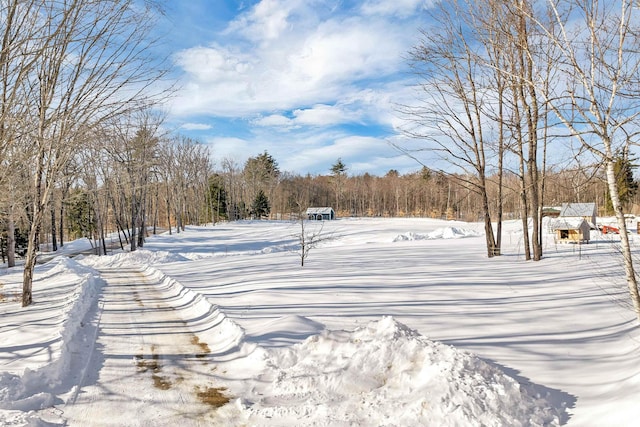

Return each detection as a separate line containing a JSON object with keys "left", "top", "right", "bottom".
{"left": 205, "top": 153, "right": 638, "bottom": 223}
{"left": 8, "top": 147, "right": 635, "bottom": 265}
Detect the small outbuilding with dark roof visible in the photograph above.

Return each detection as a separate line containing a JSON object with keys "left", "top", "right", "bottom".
{"left": 306, "top": 207, "right": 336, "bottom": 221}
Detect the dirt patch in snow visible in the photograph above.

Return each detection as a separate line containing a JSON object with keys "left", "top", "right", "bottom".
{"left": 195, "top": 386, "right": 231, "bottom": 408}
{"left": 191, "top": 335, "right": 211, "bottom": 358}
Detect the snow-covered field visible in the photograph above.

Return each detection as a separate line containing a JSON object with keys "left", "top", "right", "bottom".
{"left": 1, "top": 217, "right": 639, "bottom": 426}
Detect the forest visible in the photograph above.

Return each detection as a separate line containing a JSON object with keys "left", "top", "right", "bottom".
{"left": 2, "top": 146, "right": 636, "bottom": 262}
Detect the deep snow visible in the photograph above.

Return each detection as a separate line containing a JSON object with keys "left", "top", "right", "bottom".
{"left": 1, "top": 217, "right": 639, "bottom": 426}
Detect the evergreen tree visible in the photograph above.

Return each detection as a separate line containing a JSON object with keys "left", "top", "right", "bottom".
{"left": 65, "top": 190, "right": 95, "bottom": 240}
{"left": 251, "top": 189, "right": 270, "bottom": 219}
{"left": 606, "top": 150, "right": 638, "bottom": 213}
{"left": 330, "top": 158, "right": 347, "bottom": 176}
{"left": 206, "top": 174, "right": 227, "bottom": 222}
{"left": 330, "top": 158, "right": 347, "bottom": 212}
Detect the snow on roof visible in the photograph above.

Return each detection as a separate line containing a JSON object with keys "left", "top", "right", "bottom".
{"left": 560, "top": 202, "right": 596, "bottom": 217}
{"left": 306, "top": 207, "right": 334, "bottom": 214}
{"left": 550, "top": 217, "right": 588, "bottom": 230}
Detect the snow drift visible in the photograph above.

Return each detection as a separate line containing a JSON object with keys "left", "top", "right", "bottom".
{"left": 242, "top": 316, "right": 561, "bottom": 426}
{"left": 393, "top": 227, "right": 482, "bottom": 242}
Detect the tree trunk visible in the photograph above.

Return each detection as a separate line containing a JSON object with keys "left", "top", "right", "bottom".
{"left": 130, "top": 195, "right": 137, "bottom": 252}
{"left": 138, "top": 177, "right": 148, "bottom": 247}
{"left": 117, "top": 224, "right": 125, "bottom": 250}
{"left": 153, "top": 183, "right": 159, "bottom": 234}
{"left": 519, "top": 191, "right": 530, "bottom": 261}
{"left": 137, "top": 218, "right": 145, "bottom": 248}
{"left": 22, "top": 256, "right": 35, "bottom": 306}
{"left": 101, "top": 223, "right": 107, "bottom": 256}
{"left": 59, "top": 202, "right": 65, "bottom": 248}
{"left": 23, "top": 145, "right": 48, "bottom": 306}
{"left": 7, "top": 214, "right": 15, "bottom": 268}
{"left": 50, "top": 204, "right": 58, "bottom": 252}
{"left": 166, "top": 196, "right": 172, "bottom": 235}
{"left": 606, "top": 159, "right": 640, "bottom": 318}
{"left": 479, "top": 182, "right": 497, "bottom": 258}
{"left": 516, "top": 2, "right": 542, "bottom": 261}
{"left": 515, "top": 107, "right": 531, "bottom": 261}
{"left": 22, "top": 205, "right": 43, "bottom": 307}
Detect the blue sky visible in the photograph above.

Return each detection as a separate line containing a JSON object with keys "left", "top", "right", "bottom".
{"left": 159, "top": 0, "right": 434, "bottom": 176}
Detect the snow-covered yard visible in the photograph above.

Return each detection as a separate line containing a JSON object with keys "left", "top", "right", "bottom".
{"left": 1, "top": 218, "right": 639, "bottom": 426}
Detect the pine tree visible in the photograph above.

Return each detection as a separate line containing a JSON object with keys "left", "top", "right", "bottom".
{"left": 251, "top": 190, "right": 270, "bottom": 219}
{"left": 605, "top": 150, "right": 638, "bottom": 214}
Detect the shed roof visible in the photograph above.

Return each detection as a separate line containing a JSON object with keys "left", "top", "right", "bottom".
{"left": 306, "top": 207, "right": 334, "bottom": 214}
{"left": 560, "top": 203, "right": 596, "bottom": 218}
{"left": 550, "top": 218, "right": 589, "bottom": 230}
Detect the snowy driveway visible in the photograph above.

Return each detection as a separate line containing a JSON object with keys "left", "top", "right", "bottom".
{"left": 62, "top": 267, "right": 227, "bottom": 426}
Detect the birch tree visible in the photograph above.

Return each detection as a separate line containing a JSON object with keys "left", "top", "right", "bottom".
{"left": 401, "top": 0, "right": 557, "bottom": 260}
{"left": 531, "top": 0, "right": 640, "bottom": 318}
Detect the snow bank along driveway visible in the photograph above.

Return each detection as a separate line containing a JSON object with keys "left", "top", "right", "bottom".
{"left": 1, "top": 259, "right": 245, "bottom": 426}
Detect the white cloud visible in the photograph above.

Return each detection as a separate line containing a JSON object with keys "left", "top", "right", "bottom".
{"left": 252, "top": 114, "right": 294, "bottom": 127}
{"left": 205, "top": 128, "right": 419, "bottom": 176}
{"left": 289, "top": 18, "right": 403, "bottom": 85}
{"left": 226, "top": 0, "right": 301, "bottom": 43}
{"left": 204, "top": 136, "right": 255, "bottom": 166}
{"left": 174, "top": 45, "right": 252, "bottom": 83}
{"left": 278, "top": 135, "right": 400, "bottom": 175}
{"left": 361, "top": 0, "right": 433, "bottom": 17}
{"left": 168, "top": 1, "right": 428, "bottom": 176}
{"left": 180, "top": 122, "right": 212, "bottom": 131}
{"left": 253, "top": 104, "right": 363, "bottom": 129}
{"left": 170, "top": 2, "right": 412, "bottom": 118}
{"left": 293, "top": 105, "right": 355, "bottom": 126}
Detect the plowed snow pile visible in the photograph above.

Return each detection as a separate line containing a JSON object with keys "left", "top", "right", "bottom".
{"left": 240, "top": 316, "right": 560, "bottom": 426}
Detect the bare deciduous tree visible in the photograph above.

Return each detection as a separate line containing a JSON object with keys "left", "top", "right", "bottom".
{"left": 399, "top": 0, "right": 501, "bottom": 257}
{"left": 20, "top": 0, "right": 170, "bottom": 306}
{"left": 102, "top": 109, "right": 164, "bottom": 251}
{"left": 292, "top": 200, "right": 334, "bottom": 267}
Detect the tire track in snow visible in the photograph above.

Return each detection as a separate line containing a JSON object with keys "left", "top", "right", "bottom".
{"left": 62, "top": 267, "right": 227, "bottom": 426}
